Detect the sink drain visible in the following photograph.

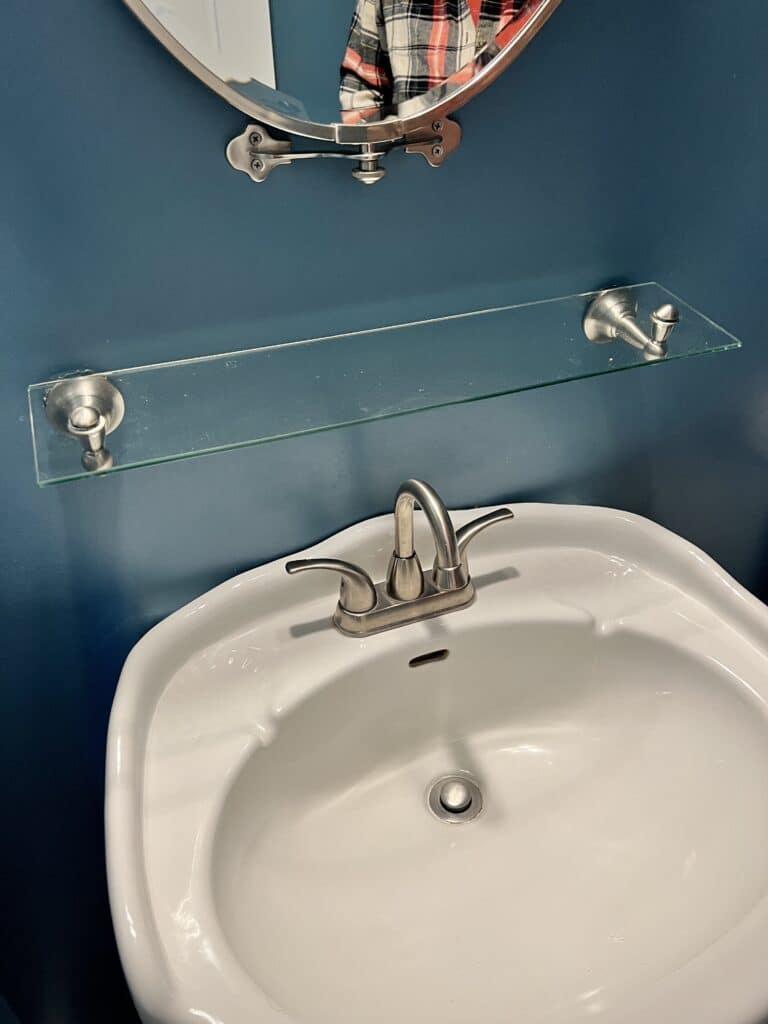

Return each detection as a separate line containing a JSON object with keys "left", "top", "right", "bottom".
{"left": 427, "top": 773, "right": 483, "bottom": 823}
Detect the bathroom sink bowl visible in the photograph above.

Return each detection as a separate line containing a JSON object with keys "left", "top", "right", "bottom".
{"left": 106, "top": 504, "right": 768, "bottom": 1024}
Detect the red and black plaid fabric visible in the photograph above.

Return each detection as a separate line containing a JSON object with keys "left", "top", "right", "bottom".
{"left": 340, "top": 0, "right": 541, "bottom": 122}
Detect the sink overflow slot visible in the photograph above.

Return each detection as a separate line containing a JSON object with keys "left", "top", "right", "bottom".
{"left": 409, "top": 649, "right": 450, "bottom": 668}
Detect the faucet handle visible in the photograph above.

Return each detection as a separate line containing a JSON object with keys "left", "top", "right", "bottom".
{"left": 285, "top": 558, "right": 377, "bottom": 614}
{"left": 456, "top": 508, "right": 515, "bottom": 569}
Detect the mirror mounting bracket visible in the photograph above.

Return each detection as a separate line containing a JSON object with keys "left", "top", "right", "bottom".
{"left": 403, "top": 117, "right": 462, "bottom": 167}
{"left": 226, "top": 118, "right": 461, "bottom": 185}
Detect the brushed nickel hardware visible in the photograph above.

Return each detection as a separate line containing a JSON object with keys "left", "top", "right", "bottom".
{"left": 583, "top": 288, "right": 680, "bottom": 361}
{"left": 226, "top": 120, "right": 460, "bottom": 185}
{"left": 456, "top": 507, "right": 519, "bottom": 565}
{"left": 285, "top": 479, "right": 514, "bottom": 637}
{"left": 44, "top": 376, "right": 125, "bottom": 472}
{"left": 352, "top": 143, "right": 389, "bottom": 186}
{"left": 284, "top": 558, "right": 377, "bottom": 614}
{"left": 403, "top": 118, "right": 463, "bottom": 169}
{"left": 389, "top": 479, "right": 467, "bottom": 599}
{"left": 427, "top": 773, "right": 483, "bottom": 823}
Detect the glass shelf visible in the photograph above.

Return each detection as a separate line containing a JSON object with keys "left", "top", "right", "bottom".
{"left": 29, "top": 283, "right": 742, "bottom": 486}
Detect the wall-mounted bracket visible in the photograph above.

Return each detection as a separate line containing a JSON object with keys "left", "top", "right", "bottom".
{"left": 44, "top": 375, "right": 125, "bottom": 472}
{"left": 583, "top": 288, "right": 680, "bottom": 361}
{"left": 226, "top": 118, "right": 461, "bottom": 185}
{"left": 226, "top": 123, "right": 390, "bottom": 184}
{"left": 404, "top": 118, "right": 462, "bottom": 166}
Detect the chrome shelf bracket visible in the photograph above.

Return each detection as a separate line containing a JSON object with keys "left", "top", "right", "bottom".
{"left": 583, "top": 288, "right": 680, "bottom": 361}
{"left": 44, "top": 375, "right": 125, "bottom": 473}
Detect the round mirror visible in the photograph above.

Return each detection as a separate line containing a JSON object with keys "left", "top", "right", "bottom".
{"left": 123, "top": 0, "right": 562, "bottom": 142}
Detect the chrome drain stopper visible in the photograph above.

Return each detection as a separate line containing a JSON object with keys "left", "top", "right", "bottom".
{"left": 439, "top": 779, "right": 472, "bottom": 813}
{"left": 428, "top": 773, "right": 483, "bottom": 823}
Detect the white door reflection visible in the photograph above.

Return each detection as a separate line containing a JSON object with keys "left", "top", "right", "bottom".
{"left": 143, "top": 0, "right": 276, "bottom": 87}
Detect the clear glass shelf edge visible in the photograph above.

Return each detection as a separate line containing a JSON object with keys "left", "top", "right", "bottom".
{"left": 28, "top": 283, "right": 742, "bottom": 486}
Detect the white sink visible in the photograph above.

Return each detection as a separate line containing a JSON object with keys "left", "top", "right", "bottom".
{"left": 106, "top": 504, "right": 768, "bottom": 1024}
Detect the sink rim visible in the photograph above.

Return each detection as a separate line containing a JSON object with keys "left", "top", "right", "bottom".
{"left": 105, "top": 502, "right": 768, "bottom": 1024}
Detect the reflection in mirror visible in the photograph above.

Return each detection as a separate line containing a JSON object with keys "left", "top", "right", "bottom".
{"left": 340, "top": 0, "right": 544, "bottom": 124}
{"left": 143, "top": 0, "right": 276, "bottom": 87}
{"left": 133, "top": 0, "right": 549, "bottom": 126}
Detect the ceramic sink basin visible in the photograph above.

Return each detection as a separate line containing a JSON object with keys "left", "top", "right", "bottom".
{"left": 106, "top": 504, "right": 768, "bottom": 1024}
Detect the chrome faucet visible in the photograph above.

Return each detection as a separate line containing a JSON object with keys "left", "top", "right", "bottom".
{"left": 286, "top": 479, "right": 514, "bottom": 637}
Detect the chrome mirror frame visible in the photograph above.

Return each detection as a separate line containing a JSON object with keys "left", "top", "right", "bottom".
{"left": 122, "top": 0, "right": 563, "bottom": 182}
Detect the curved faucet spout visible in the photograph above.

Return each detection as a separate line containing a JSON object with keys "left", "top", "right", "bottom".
{"left": 394, "top": 479, "right": 460, "bottom": 567}
{"left": 390, "top": 479, "right": 466, "bottom": 596}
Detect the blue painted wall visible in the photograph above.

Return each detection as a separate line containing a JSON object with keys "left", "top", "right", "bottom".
{"left": 1, "top": 0, "right": 766, "bottom": 1020}
{"left": 269, "top": 0, "right": 354, "bottom": 123}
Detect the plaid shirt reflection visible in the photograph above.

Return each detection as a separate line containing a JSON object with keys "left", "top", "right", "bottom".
{"left": 340, "top": 0, "right": 540, "bottom": 121}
